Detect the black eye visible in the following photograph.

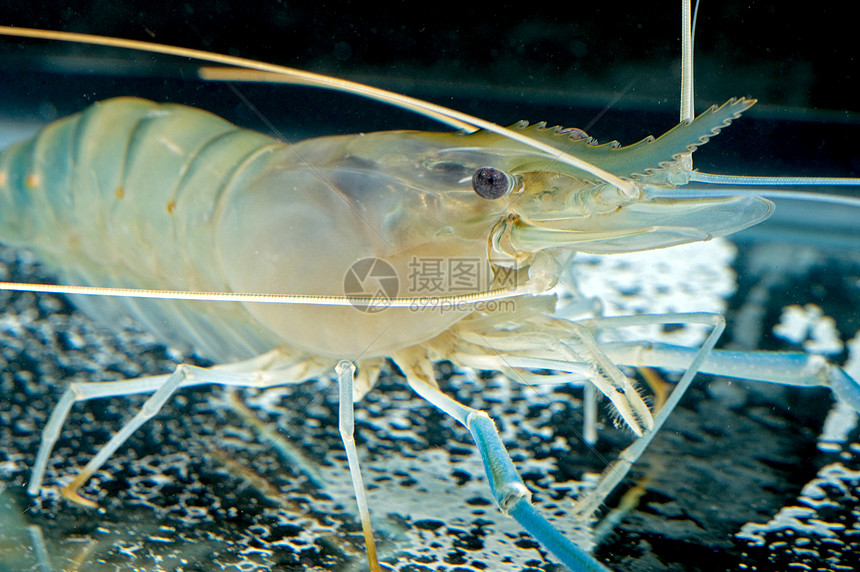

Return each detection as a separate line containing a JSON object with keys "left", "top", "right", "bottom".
{"left": 471, "top": 167, "right": 514, "bottom": 199}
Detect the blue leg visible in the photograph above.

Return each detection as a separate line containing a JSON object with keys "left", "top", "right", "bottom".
{"left": 602, "top": 343, "right": 860, "bottom": 411}
{"left": 469, "top": 413, "right": 612, "bottom": 572}
{"left": 567, "top": 340, "right": 860, "bottom": 520}
{"left": 398, "top": 355, "right": 612, "bottom": 572}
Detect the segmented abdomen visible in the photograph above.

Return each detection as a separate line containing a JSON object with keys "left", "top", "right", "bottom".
{"left": 0, "top": 98, "right": 285, "bottom": 360}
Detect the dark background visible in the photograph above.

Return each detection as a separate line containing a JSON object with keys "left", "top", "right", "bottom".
{"left": 0, "top": 1, "right": 856, "bottom": 150}
{"left": 0, "top": 1, "right": 856, "bottom": 110}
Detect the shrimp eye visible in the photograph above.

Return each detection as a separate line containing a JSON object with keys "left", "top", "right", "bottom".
{"left": 472, "top": 167, "right": 514, "bottom": 199}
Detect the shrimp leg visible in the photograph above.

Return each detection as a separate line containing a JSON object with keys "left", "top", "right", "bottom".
{"left": 335, "top": 361, "right": 382, "bottom": 572}
{"left": 28, "top": 350, "right": 332, "bottom": 505}
{"left": 396, "top": 351, "right": 612, "bottom": 572}
{"left": 451, "top": 312, "right": 725, "bottom": 523}
{"left": 604, "top": 342, "right": 860, "bottom": 409}
{"left": 567, "top": 313, "right": 860, "bottom": 520}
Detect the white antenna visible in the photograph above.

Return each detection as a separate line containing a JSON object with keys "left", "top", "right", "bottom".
{"left": 680, "top": 0, "right": 696, "bottom": 124}
{"left": 678, "top": 0, "right": 698, "bottom": 175}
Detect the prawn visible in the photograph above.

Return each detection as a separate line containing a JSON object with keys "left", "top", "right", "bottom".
{"left": 0, "top": 2, "right": 859, "bottom": 571}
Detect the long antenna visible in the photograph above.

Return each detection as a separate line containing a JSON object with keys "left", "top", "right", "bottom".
{"left": 680, "top": 0, "right": 695, "bottom": 124}
{"left": 677, "top": 0, "right": 697, "bottom": 176}
{"left": 0, "top": 282, "right": 534, "bottom": 307}
{"left": 678, "top": 0, "right": 860, "bottom": 191}
{"left": 0, "top": 26, "right": 637, "bottom": 197}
